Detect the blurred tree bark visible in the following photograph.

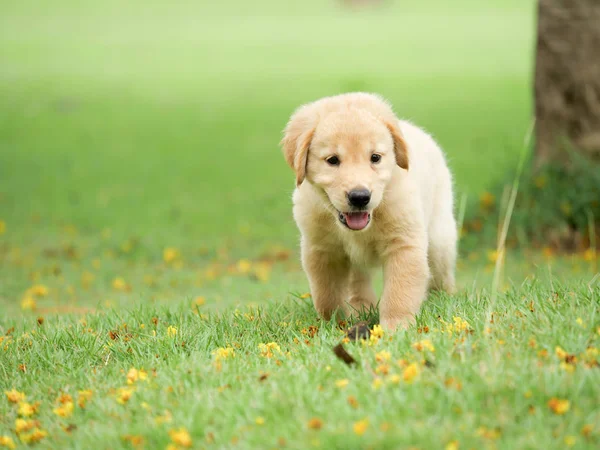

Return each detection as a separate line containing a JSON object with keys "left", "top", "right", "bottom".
{"left": 534, "top": 0, "right": 600, "bottom": 166}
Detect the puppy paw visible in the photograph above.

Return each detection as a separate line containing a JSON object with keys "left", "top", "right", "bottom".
{"left": 380, "top": 315, "right": 415, "bottom": 332}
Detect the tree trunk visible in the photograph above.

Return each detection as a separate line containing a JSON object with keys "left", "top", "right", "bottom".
{"left": 534, "top": 0, "right": 600, "bottom": 166}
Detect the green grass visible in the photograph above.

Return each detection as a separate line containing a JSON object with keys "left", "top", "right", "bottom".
{"left": 1, "top": 0, "right": 599, "bottom": 448}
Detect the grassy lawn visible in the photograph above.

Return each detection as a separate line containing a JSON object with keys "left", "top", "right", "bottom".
{"left": 1, "top": 0, "right": 599, "bottom": 449}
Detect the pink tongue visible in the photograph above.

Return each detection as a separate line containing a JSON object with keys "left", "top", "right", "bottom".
{"left": 344, "top": 212, "right": 370, "bottom": 230}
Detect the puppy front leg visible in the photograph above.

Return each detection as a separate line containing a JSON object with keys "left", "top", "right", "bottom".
{"left": 380, "top": 245, "right": 430, "bottom": 331}
{"left": 302, "top": 246, "right": 350, "bottom": 321}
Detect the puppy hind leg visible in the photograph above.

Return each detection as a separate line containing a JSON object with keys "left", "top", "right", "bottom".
{"left": 428, "top": 214, "right": 458, "bottom": 294}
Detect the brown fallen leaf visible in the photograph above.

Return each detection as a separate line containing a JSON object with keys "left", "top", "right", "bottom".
{"left": 333, "top": 343, "right": 356, "bottom": 366}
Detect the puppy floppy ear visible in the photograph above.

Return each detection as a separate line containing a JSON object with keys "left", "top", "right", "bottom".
{"left": 385, "top": 120, "right": 409, "bottom": 170}
{"left": 281, "top": 108, "right": 317, "bottom": 186}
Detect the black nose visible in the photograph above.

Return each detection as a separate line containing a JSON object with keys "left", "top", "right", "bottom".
{"left": 347, "top": 189, "right": 371, "bottom": 208}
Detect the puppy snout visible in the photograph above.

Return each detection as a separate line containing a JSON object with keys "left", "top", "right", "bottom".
{"left": 347, "top": 189, "right": 371, "bottom": 208}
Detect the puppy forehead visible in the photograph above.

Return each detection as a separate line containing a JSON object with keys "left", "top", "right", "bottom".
{"left": 312, "top": 111, "right": 390, "bottom": 152}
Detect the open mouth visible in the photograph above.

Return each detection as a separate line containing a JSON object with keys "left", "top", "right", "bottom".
{"left": 338, "top": 211, "right": 371, "bottom": 231}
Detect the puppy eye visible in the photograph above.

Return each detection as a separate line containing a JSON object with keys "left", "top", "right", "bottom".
{"left": 326, "top": 156, "right": 340, "bottom": 166}
{"left": 370, "top": 153, "right": 382, "bottom": 163}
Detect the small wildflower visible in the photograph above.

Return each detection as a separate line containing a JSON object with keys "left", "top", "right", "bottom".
{"left": 20, "top": 297, "right": 36, "bottom": 311}
{"left": 353, "top": 419, "right": 369, "bottom": 436}
{"left": 476, "top": 427, "right": 501, "bottom": 440}
{"left": 402, "top": 363, "right": 420, "bottom": 383}
{"left": 335, "top": 379, "right": 349, "bottom": 389}
{"left": 548, "top": 398, "right": 570, "bottom": 415}
{"left": 18, "top": 428, "right": 47, "bottom": 444}
{"left": 375, "top": 350, "right": 391, "bottom": 362}
{"left": 17, "top": 402, "right": 39, "bottom": 417}
{"left": 255, "top": 417, "right": 265, "bottom": 426}
{"left": 112, "top": 277, "right": 128, "bottom": 291}
{"left": 77, "top": 390, "right": 93, "bottom": 408}
{"left": 371, "top": 325, "right": 384, "bottom": 339}
{"left": 122, "top": 435, "right": 144, "bottom": 448}
{"left": 26, "top": 285, "right": 48, "bottom": 297}
{"left": 0, "top": 436, "right": 15, "bottom": 449}
{"left": 236, "top": 259, "right": 252, "bottom": 274}
{"left": 307, "top": 418, "right": 323, "bottom": 430}
{"left": 167, "top": 326, "right": 177, "bottom": 337}
{"left": 372, "top": 378, "right": 383, "bottom": 390}
{"left": 445, "top": 440, "right": 459, "bottom": 450}
{"left": 412, "top": 339, "right": 435, "bottom": 352}
{"left": 258, "top": 342, "right": 281, "bottom": 358}
{"left": 575, "top": 317, "right": 583, "bottom": 326}
{"left": 169, "top": 427, "right": 192, "bottom": 447}
{"left": 347, "top": 396, "right": 358, "bottom": 408}
{"left": 581, "top": 424, "right": 593, "bottom": 438}
{"left": 194, "top": 296, "right": 205, "bottom": 306}
{"left": 163, "top": 247, "right": 180, "bottom": 264}
{"left": 14, "top": 419, "right": 37, "bottom": 434}
{"left": 479, "top": 192, "right": 495, "bottom": 209}
{"left": 564, "top": 436, "right": 576, "bottom": 447}
{"left": 389, "top": 374, "right": 401, "bottom": 385}
{"left": 127, "top": 368, "right": 148, "bottom": 385}
{"left": 116, "top": 387, "right": 134, "bottom": 405}
{"left": 212, "top": 347, "right": 235, "bottom": 361}
{"left": 5, "top": 390, "right": 25, "bottom": 404}
{"left": 53, "top": 401, "right": 74, "bottom": 418}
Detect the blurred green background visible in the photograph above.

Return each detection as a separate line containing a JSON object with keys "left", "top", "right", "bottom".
{"left": 1, "top": 0, "right": 536, "bottom": 312}
{"left": 0, "top": 0, "right": 535, "bottom": 243}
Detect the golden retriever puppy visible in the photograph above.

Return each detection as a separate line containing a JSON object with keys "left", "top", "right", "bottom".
{"left": 281, "top": 93, "right": 457, "bottom": 331}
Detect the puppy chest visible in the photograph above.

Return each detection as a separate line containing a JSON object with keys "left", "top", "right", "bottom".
{"left": 342, "top": 238, "right": 380, "bottom": 268}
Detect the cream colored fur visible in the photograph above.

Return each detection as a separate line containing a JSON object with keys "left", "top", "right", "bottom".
{"left": 281, "top": 93, "right": 457, "bottom": 331}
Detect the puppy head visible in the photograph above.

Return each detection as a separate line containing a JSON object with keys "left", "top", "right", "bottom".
{"left": 281, "top": 93, "right": 408, "bottom": 231}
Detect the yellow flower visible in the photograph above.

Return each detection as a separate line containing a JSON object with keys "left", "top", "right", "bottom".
{"left": 53, "top": 401, "right": 74, "bottom": 417}
{"left": 335, "top": 379, "right": 349, "bottom": 389}
{"left": 371, "top": 378, "right": 383, "bottom": 390}
{"left": 18, "top": 428, "right": 47, "bottom": 444}
{"left": 5, "top": 390, "right": 25, "bottom": 403}
{"left": 17, "top": 402, "right": 38, "bottom": 417}
{"left": 555, "top": 346, "right": 568, "bottom": 359}
{"left": 127, "top": 368, "right": 148, "bottom": 385}
{"left": 575, "top": 317, "right": 584, "bottom": 326}
{"left": 26, "top": 285, "right": 48, "bottom": 297}
{"left": 258, "top": 342, "right": 281, "bottom": 358}
{"left": 212, "top": 347, "right": 235, "bottom": 361}
{"left": 479, "top": 192, "right": 495, "bottom": 209}
{"left": 375, "top": 350, "right": 391, "bottom": 362}
{"left": 353, "top": 419, "right": 369, "bottom": 436}
{"left": 386, "top": 374, "right": 400, "bottom": 385}
{"left": 307, "top": 418, "right": 323, "bottom": 430}
{"left": 14, "top": 419, "right": 36, "bottom": 434}
{"left": 412, "top": 339, "right": 435, "bottom": 352}
{"left": 402, "top": 363, "right": 420, "bottom": 383}
{"left": 445, "top": 440, "right": 459, "bottom": 450}
{"left": 583, "top": 248, "right": 596, "bottom": 262}
{"left": 77, "top": 390, "right": 93, "bottom": 408}
{"left": 0, "top": 220, "right": 5, "bottom": 235}
{"left": 163, "top": 247, "right": 180, "bottom": 264}
{"left": 0, "top": 435, "right": 15, "bottom": 449}
{"left": 487, "top": 249, "right": 504, "bottom": 264}
{"left": 20, "top": 297, "right": 36, "bottom": 311}
{"left": 548, "top": 398, "right": 570, "bottom": 415}
{"left": 564, "top": 436, "right": 576, "bottom": 447}
{"left": 253, "top": 262, "right": 272, "bottom": 282}
{"left": 116, "top": 387, "right": 134, "bottom": 405}
{"left": 236, "top": 259, "right": 252, "bottom": 274}
{"left": 193, "top": 296, "right": 205, "bottom": 306}
{"left": 371, "top": 325, "right": 384, "bottom": 339}
{"left": 255, "top": 417, "right": 265, "bottom": 425}
{"left": 167, "top": 326, "right": 177, "bottom": 337}
{"left": 112, "top": 277, "right": 128, "bottom": 291}
{"left": 169, "top": 427, "right": 192, "bottom": 447}
{"left": 476, "top": 427, "right": 501, "bottom": 440}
